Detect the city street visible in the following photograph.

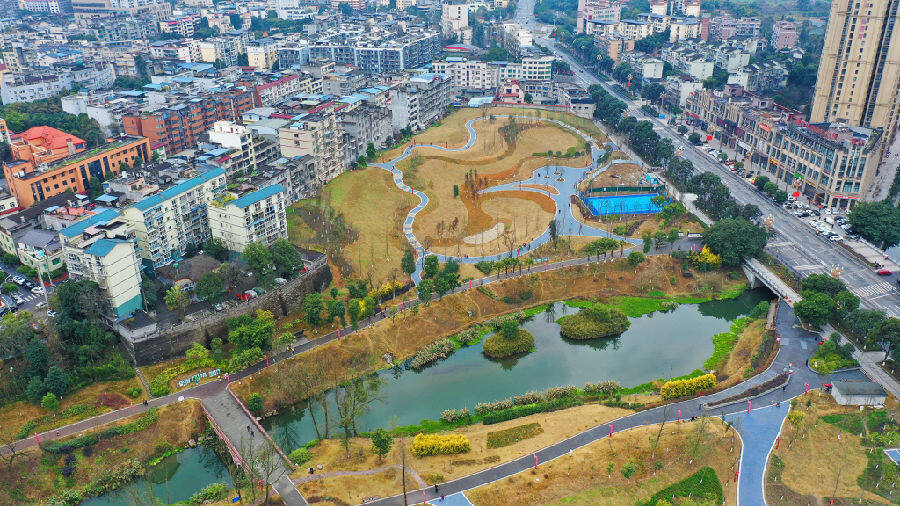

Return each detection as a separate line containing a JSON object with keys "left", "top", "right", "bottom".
{"left": 0, "top": 262, "right": 56, "bottom": 318}
{"left": 516, "top": 3, "right": 900, "bottom": 316}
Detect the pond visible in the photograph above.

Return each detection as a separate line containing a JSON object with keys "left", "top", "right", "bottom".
{"left": 81, "top": 446, "right": 233, "bottom": 506}
{"left": 263, "top": 288, "right": 772, "bottom": 449}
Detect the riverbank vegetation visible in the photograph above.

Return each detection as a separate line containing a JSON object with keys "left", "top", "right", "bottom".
{"left": 482, "top": 320, "right": 535, "bottom": 358}
{"left": 765, "top": 391, "right": 893, "bottom": 505}
{"left": 0, "top": 400, "right": 207, "bottom": 504}
{"left": 466, "top": 418, "right": 738, "bottom": 505}
{"left": 233, "top": 257, "right": 747, "bottom": 412}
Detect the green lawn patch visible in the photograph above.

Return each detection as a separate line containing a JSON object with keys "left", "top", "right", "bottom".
{"left": 808, "top": 340, "right": 858, "bottom": 374}
{"left": 822, "top": 409, "right": 889, "bottom": 435}
{"left": 486, "top": 422, "right": 544, "bottom": 449}
{"left": 641, "top": 466, "right": 723, "bottom": 505}
{"left": 703, "top": 316, "right": 752, "bottom": 371}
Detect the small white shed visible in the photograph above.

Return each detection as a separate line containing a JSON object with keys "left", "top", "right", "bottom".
{"left": 831, "top": 380, "right": 887, "bottom": 406}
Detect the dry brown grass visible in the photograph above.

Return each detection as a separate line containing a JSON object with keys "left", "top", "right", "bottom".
{"left": 767, "top": 391, "right": 888, "bottom": 504}
{"left": 721, "top": 319, "right": 768, "bottom": 379}
{"left": 467, "top": 419, "right": 739, "bottom": 506}
{"left": 233, "top": 257, "right": 744, "bottom": 410}
{"left": 585, "top": 161, "right": 647, "bottom": 188}
{"left": 294, "top": 403, "right": 631, "bottom": 505}
{"left": 0, "top": 400, "right": 205, "bottom": 504}
{"left": 0, "top": 376, "right": 147, "bottom": 437}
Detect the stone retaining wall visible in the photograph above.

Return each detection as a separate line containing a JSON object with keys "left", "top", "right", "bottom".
{"left": 124, "top": 257, "right": 332, "bottom": 366}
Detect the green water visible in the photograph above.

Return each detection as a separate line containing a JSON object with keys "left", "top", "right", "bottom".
{"left": 81, "top": 446, "right": 233, "bottom": 505}
{"left": 263, "top": 289, "right": 771, "bottom": 450}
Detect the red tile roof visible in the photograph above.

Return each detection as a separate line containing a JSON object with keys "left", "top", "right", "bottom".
{"left": 17, "top": 126, "right": 84, "bottom": 150}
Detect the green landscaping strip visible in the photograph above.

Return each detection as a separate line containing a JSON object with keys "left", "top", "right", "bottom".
{"left": 641, "top": 466, "right": 723, "bottom": 505}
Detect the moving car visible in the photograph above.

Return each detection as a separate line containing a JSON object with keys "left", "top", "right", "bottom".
{"left": 877, "top": 268, "right": 893, "bottom": 276}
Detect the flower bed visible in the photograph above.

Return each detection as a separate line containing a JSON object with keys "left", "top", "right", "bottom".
{"left": 411, "top": 433, "right": 471, "bottom": 457}
{"left": 660, "top": 373, "right": 716, "bottom": 400}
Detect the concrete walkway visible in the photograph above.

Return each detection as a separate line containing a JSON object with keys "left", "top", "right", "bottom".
{"left": 202, "top": 389, "right": 307, "bottom": 506}
{"left": 726, "top": 401, "right": 790, "bottom": 506}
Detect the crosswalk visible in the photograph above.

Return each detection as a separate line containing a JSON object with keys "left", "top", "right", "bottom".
{"left": 852, "top": 282, "right": 895, "bottom": 298}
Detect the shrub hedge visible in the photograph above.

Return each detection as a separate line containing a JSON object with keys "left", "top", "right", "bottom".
{"left": 659, "top": 373, "right": 716, "bottom": 400}
{"left": 289, "top": 447, "right": 313, "bottom": 464}
{"left": 410, "top": 433, "right": 471, "bottom": 457}
{"left": 40, "top": 408, "right": 159, "bottom": 454}
{"left": 481, "top": 397, "right": 582, "bottom": 425}
{"left": 482, "top": 328, "right": 534, "bottom": 358}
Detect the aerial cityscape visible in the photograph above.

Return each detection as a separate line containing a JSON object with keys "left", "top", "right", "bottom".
{"left": 0, "top": 0, "right": 897, "bottom": 503}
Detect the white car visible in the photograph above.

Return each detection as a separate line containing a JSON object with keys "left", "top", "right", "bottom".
{"left": 829, "top": 234, "right": 842, "bottom": 242}
{"left": 31, "top": 286, "right": 45, "bottom": 294}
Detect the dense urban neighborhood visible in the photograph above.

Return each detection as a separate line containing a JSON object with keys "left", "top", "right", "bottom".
{"left": 0, "top": 0, "right": 897, "bottom": 503}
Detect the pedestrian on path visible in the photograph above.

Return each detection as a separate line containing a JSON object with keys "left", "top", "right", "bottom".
{"left": 434, "top": 484, "right": 439, "bottom": 495}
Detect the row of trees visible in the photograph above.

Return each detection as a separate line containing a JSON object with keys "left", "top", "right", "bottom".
{"left": 417, "top": 257, "right": 461, "bottom": 303}
{"left": 0, "top": 97, "right": 106, "bottom": 148}
{"left": 666, "top": 158, "right": 762, "bottom": 222}
{"left": 589, "top": 85, "right": 675, "bottom": 166}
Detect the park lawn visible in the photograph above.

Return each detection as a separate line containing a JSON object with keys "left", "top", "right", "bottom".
{"left": 0, "top": 400, "right": 206, "bottom": 504}
{"left": 234, "top": 256, "right": 746, "bottom": 410}
{"left": 585, "top": 161, "right": 647, "bottom": 188}
{"left": 287, "top": 167, "right": 416, "bottom": 287}
{"left": 766, "top": 391, "right": 889, "bottom": 505}
{"left": 140, "top": 356, "right": 224, "bottom": 396}
{"left": 381, "top": 106, "right": 607, "bottom": 161}
{"left": 466, "top": 418, "right": 738, "bottom": 506}
{"left": 294, "top": 403, "right": 631, "bottom": 505}
{"left": 0, "top": 376, "right": 147, "bottom": 439}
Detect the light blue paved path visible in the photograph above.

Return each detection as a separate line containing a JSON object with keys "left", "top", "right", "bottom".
{"left": 371, "top": 115, "right": 643, "bottom": 282}
{"left": 726, "top": 401, "right": 791, "bottom": 506}
{"left": 430, "top": 492, "right": 474, "bottom": 505}
{"left": 886, "top": 449, "right": 900, "bottom": 463}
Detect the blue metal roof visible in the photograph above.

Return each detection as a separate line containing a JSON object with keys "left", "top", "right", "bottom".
{"left": 60, "top": 209, "right": 121, "bottom": 238}
{"left": 85, "top": 238, "right": 127, "bottom": 257}
{"left": 230, "top": 185, "right": 285, "bottom": 209}
{"left": 133, "top": 168, "right": 225, "bottom": 212}
{"left": 95, "top": 194, "right": 118, "bottom": 203}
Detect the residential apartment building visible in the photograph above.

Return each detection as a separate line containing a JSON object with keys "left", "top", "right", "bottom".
{"left": 160, "top": 14, "right": 201, "bottom": 38}
{"left": 309, "top": 27, "right": 441, "bottom": 75}
{"left": 278, "top": 108, "right": 345, "bottom": 185}
{"left": 207, "top": 184, "right": 287, "bottom": 253}
{"left": 595, "top": 35, "right": 635, "bottom": 62}
{"left": 149, "top": 40, "right": 200, "bottom": 62}
{"left": 442, "top": 3, "right": 471, "bottom": 43}
{"left": 686, "top": 87, "right": 883, "bottom": 209}
{"left": 60, "top": 210, "right": 143, "bottom": 318}
{"left": 247, "top": 38, "right": 279, "bottom": 69}
{"left": 277, "top": 44, "right": 311, "bottom": 69}
{"left": 660, "top": 45, "right": 714, "bottom": 79}
{"left": 770, "top": 20, "right": 798, "bottom": 50}
{"left": 727, "top": 61, "right": 788, "bottom": 92}
{"left": 122, "top": 87, "right": 258, "bottom": 155}
{"left": 709, "top": 16, "right": 761, "bottom": 40}
{"left": 810, "top": 0, "right": 900, "bottom": 146}
{"left": 120, "top": 167, "right": 226, "bottom": 267}
{"left": 256, "top": 73, "right": 318, "bottom": 105}
{"left": 0, "top": 63, "right": 116, "bottom": 104}
{"left": 72, "top": 0, "right": 171, "bottom": 19}
{"left": 18, "top": 0, "right": 66, "bottom": 13}
{"left": 3, "top": 135, "right": 150, "bottom": 208}
{"left": 388, "top": 73, "right": 452, "bottom": 133}
{"left": 203, "top": 120, "right": 278, "bottom": 176}
{"left": 431, "top": 56, "right": 553, "bottom": 90}
{"left": 576, "top": 0, "right": 621, "bottom": 33}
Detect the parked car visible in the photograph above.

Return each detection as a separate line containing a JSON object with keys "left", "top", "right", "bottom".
{"left": 11, "top": 294, "right": 24, "bottom": 305}
{"left": 23, "top": 280, "right": 35, "bottom": 289}
{"left": 31, "top": 286, "right": 45, "bottom": 294}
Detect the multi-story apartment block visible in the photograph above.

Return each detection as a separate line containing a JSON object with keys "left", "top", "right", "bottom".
{"left": 256, "top": 73, "right": 317, "bottom": 105}
{"left": 207, "top": 184, "right": 287, "bottom": 253}
{"left": 203, "top": 120, "right": 278, "bottom": 176}
{"left": 709, "top": 16, "right": 761, "bottom": 40}
{"left": 16, "top": 228, "right": 64, "bottom": 274}
{"left": 770, "top": 20, "right": 798, "bottom": 50}
{"left": 309, "top": 27, "right": 441, "bottom": 75}
{"left": 727, "top": 61, "right": 788, "bottom": 92}
{"left": 278, "top": 107, "right": 345, "bottom": 185}
{"left": 0, "top": 63, "right": 116, "bottom": 104}
{"left": 431, "top": 56, "right": 553, "bottom": 90}
{"left": 122, "top": 87, "right": 258, "bottom": 155}
{"left": 686, "top": 87, "right": 883, "bottom": 209}
{"left": 120, "top": 167, "right": 226, "bottom": 267}
{"left": 72, "top": 0, "right": 171, "bottom": 20}
{"left": 502, "top": 23, "right": 534, "bottom": 57}
{"left": 247, "top": 38, "right": 279, "bottom": 70}
{"left": 198, "top": 38, "right": 239, "bottom": 66}
{"left": 3, "top": 135, "right": 150, "bottom": 208}
{"left": 337, "top": 99, "right": 393, "bottom": 165}
{"left": 160, "top": 14, "right": 201, "bottom": 38}
{"left": 595, "top": 35, "right": 635, "bottom": 62}
{"left": 60, "top": 210, "right": 143, "bottom": 318}
{"left": 388, "top": 73, "right": 452, "bottom": 133}
{"left": 18, "top": 0, "right": 66, "bottom": 13}
{"left": 577, "top": 0, "right": 621, "bottom": 33}
{"left": 149, "top": 40, "right": 200, "bottom": 62}
{"left": 93, "top": 16, "right": 161, "bottom": 41}
{"left": 660, "top": 45, "right": 714, "bottom": 80}
{"left": 811, "top": 0, "right": 900, "bottom": 146}
{"left": 277, "top": 44, "right": 311, "bottom": 69}
{"left": 442, "top": 3, "right": 472, "bottom": 43}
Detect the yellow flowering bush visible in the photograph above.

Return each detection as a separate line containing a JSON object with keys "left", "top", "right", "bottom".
{"left": 659, "top": 373, "right": 716, "bottom": 399}
{"left": 688, "top": 246, "right": 722, "bottom": 271}
{"left": 410, "top": 433, "right": 471, "bottom": 457}
{"left": 368, "top": 281, "right": 405, "bottom": 300}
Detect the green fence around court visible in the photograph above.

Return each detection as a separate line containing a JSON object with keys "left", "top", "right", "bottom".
{"left": 584, "top": 185, "right": 666, "bottom": 194}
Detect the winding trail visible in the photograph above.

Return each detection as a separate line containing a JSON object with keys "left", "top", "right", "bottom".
{"left": 371, "top": 115, "right": 642, "bottom": 282}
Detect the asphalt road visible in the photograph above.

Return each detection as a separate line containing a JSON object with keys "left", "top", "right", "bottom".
{"left": 515, "top": 4, "right": 900, "bottom": 316}
{"left": 0, "top": 263, "right": 54, "bottom": 317}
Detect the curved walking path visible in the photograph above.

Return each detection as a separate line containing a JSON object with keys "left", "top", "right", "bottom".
{"left": 371, "top": 115, "right": 640, "bottom": 282}
{"left": 363, "top": 301, "right": 867, "bottom": 506}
